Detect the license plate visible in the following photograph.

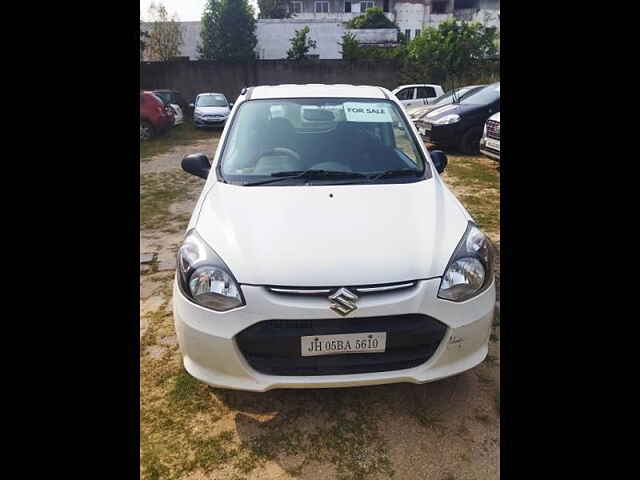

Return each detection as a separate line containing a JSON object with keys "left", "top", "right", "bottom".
{"left": 486, "top": 138, "right": 500, "bottom": 151}
{"left": 301, "top": 332, "right": 387, "bottom": 357}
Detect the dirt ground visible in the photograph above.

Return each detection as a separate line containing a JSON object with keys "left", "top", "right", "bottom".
{"left": 140, "top": 134, "right": 500, "bottom": 480}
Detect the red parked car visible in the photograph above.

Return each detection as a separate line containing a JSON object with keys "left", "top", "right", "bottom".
{"left": 140, "top": 91, "right": 174, "bottom": 140}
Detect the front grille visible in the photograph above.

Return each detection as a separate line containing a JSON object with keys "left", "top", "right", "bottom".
{"left": 266, "top": 281, "right": 416, "bottom": 296}
{"left": 236, "top": 314, "right": 448, "bottom": 376}
{"left": 486, "top": 120, "right": 500, "bottom": 140}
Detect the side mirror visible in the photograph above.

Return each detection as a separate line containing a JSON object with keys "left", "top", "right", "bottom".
{"left": 229, "top": 102, "right": 234, "bottom": 108}
{"left": 430, "top": 150, "right": 448, "bottom": 174}
{"left": 182, "top": 153, "right": 210, "bottom": 179}
{"left": 189, "top": 103, "right": 195, "bottom": 108}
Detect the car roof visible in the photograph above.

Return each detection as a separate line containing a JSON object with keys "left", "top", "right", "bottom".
{"left": 197, "top": 92, "right": 225, "bottom": 96}
{"left": 249, "top": 84, "right": 388, "bottom": 100}
{"left": 392, "top": 84, "right": 441, "bottom": 92}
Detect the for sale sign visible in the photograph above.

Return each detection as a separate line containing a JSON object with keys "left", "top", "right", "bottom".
{"left": 344, "top": 102, "right": 393, "bottom": 123}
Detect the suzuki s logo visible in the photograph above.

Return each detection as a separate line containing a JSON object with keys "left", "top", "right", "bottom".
{"left": 329, "top": 288, "right": 358, "bottom": 316}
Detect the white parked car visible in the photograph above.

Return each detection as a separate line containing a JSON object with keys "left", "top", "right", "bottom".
{"left": 480, "top": 112, "right": 500, "bottom": 161}
{"left": 391, "top": 84, "right": 445, "bottom": 109}
{"left": 174, "top": 84, "right": 496, "bottom": 392}
{"left": 191, "top": 93, "right": 233, "bottom": 128}
{"left": 169, "top": 104, "right": 183, "bottom": 126}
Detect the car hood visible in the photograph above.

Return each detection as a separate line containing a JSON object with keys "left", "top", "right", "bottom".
{"left": 194, "top": 179, "right": 469, "bottom": 286}
{"left": 195, "top": 106, "right": 229, "bottom": 115}
{"left": 410, "top": 102, "right": 452, "bottom": 119}
{"left": 423, "top": 102, "right": 485, "bottom": 121}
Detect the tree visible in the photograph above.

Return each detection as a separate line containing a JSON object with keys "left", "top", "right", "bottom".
{"left": 338, "top": 32, "right": 360, "bottom": 60}
{"left": 286, "top": 26, "right": 317, "bottom": 60}
{"left": 406, "top": 19, "right": 498, "bottom": 86}
{"left": 145, "top": 2, "right": 184, "bottom": 61}
{"left": 346, "top": 6, "right": 397, "bottom": 29}
{"left": 140, "top": 21, "right": 150, "bottom": 61}
{"left": 258, "top": 0, "right": 290, "bottom": 19}
{"left": 199, "top": 0, "right": 257, "bottom": 61}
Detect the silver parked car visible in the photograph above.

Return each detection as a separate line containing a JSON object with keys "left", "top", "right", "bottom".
{"left": 480, "top": 112, "right": 500, "bottom": 161}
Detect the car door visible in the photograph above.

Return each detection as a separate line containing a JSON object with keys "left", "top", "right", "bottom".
{"left": 416, "top": 86, "right": 437, "bottom": 105}
{"left": 395, "top": 87, "right": 416, "bottom": 108}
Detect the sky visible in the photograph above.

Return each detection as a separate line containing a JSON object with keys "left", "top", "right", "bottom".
{"left": 140, "top": 0, "right": 259, "bottom": 21}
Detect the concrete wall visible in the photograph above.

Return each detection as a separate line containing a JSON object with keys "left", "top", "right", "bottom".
{"left": 257, "top": 19, "right": 346, "bottom": 59}
{"left": 350, "top": 28, "right": 397, "bottom": 44}
{"left": 256, "top": 19, "right": 398, "bottom": 60}
{"left": 140, "top": 60, "right": 402, "bottom": 103}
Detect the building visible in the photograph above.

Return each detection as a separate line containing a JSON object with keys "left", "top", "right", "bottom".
{"left": 257, "top": 0, "right": 499, "bottom": 59}
{"left": 141, "top": 0, "right": 499, "bottom": 61}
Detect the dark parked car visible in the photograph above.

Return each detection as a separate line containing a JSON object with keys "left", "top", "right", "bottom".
{"left": 407, "top": 85, "right": 486, "bottom": 123}
{"left": 140, "top": 91, "right": 174, "bottom": 140}
{"left": 415, "top": 82, "right": 500, "bottom": 155}
{"left": 152, "top": 90, "right": 189, "bottom": 115}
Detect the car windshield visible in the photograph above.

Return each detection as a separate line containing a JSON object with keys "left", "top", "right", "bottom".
{"left": 432, "top": 87, "right": 469, "bottom": 105}
{"left": 197, "top": 94, "right": 228, "bottom": 107}
{"left": 219, "top": 98, "right": 430, "bottom": 185}
{"left": 460, "top": 83, "right": 500, "bottom": 105}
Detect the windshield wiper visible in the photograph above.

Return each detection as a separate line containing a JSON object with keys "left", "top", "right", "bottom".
{"left": 368, "top": 169, "right": 421, "bottom": 182}
{"left": 243, "top": 169, "right": 368, "bottom": 186}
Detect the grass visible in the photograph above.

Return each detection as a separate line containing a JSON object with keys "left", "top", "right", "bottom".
{"left": 140, "top": 120, "right": 221, "bottom": 161}
{"left": 140, "top": 170, "right": 203, "bottom": 230}
{"left": 439, "top": 153, "right": 500, "bottom": 238}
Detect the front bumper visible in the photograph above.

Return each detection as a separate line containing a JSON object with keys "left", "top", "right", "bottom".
{"left": 480, "top": 137, "right": 501, "bottom": 160}
{"left": 415, "top": 121, "right": 463, "bottom": 147}
{"left": 173, "top": 278, "right": 495, "bottom": 391}
{"left": 194, "top": 117, "right": 227, "bottom": 127}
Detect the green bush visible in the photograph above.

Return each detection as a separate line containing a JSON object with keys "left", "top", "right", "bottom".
{"left": 405, "top": 19, "right": 499, "bottom": 86}
{"left": 346, "top": 6, "right": 397, "bottom": 29}
{"left": 286, "top": 26, "right": 317, "bottom": 60}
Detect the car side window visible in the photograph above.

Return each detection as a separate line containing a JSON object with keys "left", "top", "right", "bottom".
{"left": 396, "top": 88, "right": 414, "bottom": 101}
{"left": 416, "top": 87, "right": 436, "bottom": 99}
{"left": 387, "top": 110, "right": 421, "bottom": 166}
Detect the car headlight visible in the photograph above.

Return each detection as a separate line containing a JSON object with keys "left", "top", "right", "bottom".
{"left": 438, "top": 222, "right": 495, "bottom": 302}
{"left": 432, "top": 114, "right": 461, "bottom": 125}
{"left": 177, "top": 230, "right": 244, "bottom": 311}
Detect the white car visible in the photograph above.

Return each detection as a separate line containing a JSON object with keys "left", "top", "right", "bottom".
{"left": 191, "top": 93, "right": 233, "bottom": 128}
{"left": 174, "top": 84, "right": 496, "bottom": 392}
{"left": 391, "top": 84, "right": 445, "bottom": 109}
{"left": 480, "top": 112, "right": 500, "bottom": 161}
{"left": 169, "top": 104, "right": 183, "bottom": 126}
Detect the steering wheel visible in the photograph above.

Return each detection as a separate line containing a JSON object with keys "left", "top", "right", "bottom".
{"left": 253, "top": 147, "right": 301, "bottom": 165}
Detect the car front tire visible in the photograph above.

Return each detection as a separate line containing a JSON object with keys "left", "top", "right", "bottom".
{"left": 460, "top": 127, "right": 483, "bottom": 155}
{"left": 140, "top": 121, "right": 154, "bottom": 141}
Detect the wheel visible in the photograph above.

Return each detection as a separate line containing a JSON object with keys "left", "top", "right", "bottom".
{"left": 140, "top": 121, "right": 154, "bottom": 141}
{"left": 459, "top": 126, "right": 483, "bottom": 155}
